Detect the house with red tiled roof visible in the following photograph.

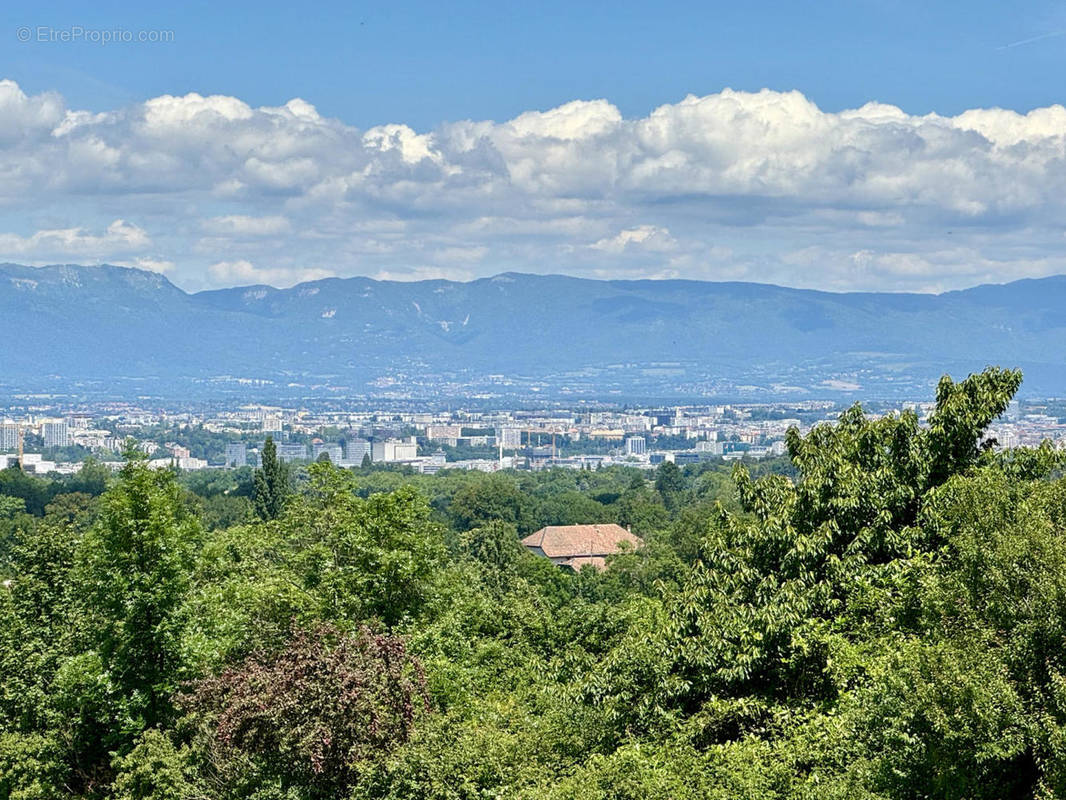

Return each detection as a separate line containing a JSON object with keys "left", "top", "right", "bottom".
{"left": 521, "top": 523, "right": 641, "bottom": 571}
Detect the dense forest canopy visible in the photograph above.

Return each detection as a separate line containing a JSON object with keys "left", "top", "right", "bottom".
{"left": 4, "top": 367, "right": 1066, "bottom": 798}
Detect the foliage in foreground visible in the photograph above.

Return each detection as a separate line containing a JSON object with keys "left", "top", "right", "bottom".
{"left": 5, "top": 367, "right": 1066, "bottom": 798}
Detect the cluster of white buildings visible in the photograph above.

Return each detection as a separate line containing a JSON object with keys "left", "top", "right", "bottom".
{"left": 147, "top": 443, "right": 208, "bottom": 471}
{"left": 1, "top": 417, "right": 71, "bottom": 450}
{"left": 0, "top": 452, "right": 81, "bottom": 475}
{"left": 7, "top": 396, "right": 1066, "bottom": 478}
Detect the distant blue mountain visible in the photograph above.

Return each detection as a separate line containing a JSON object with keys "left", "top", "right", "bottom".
{"left": 3, "top": 263, "right": 1065, "bottom": 399}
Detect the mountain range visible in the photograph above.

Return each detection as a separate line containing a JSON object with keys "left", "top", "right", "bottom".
{"left": 3, "top": 263, "right": 1066, "bottom": 400}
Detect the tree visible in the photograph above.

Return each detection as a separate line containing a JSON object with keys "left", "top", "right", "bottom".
{"left": 77, "top": 450, "right": 198, "bottom": 741}
{"left": 654, "top": 461, "right": 685, "bottom": 510}
{"left": 534, "top": 490, "right": 612, "bottom": 528}
{"left": 63, "top": 457, "right": 111, "bottom": 497}
{"left": 616, "top": 484, "right": 670, "bottom": 535}
{"left": 286, "top": 464, "right": 445, "bottom": 626}
{"left": 460, "top": 520, "right": 527, "bottom": 592}
{"left": 449, "top": 475, "right": 532, "bottom": 532}
{"left": 110, "top": 730, "right": 199, "bottom": 800}
{"left": 587, "top": 367, "right": 1028, "bottom": 740}
{"left": 253, "top": 436, "right": 288, "bottom": 521}
{"left": 182, "top": 624, "right": 428, "bottom": 799}
{"left": 0, "top": 468, "right": 55, "bottom": 516}
{"left": 0, "top": 514, "right": 83, "bottom": 738}
{"left": 0, "top": 495, "right": 25, "bottom": 520}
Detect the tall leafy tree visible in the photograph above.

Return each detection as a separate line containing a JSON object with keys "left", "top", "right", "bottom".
{"left": 253, "top": 436, "right": 288, "bottom": 521}
{"left": 449, "top": 474, "right": 532, "bottom": 532}
{"left": 77, "top": 449, "right": 198, "bottom": 740}
{"left": 654, "top": 460, "right": 685, "bottom": 510}
{"left": 587, "top": 367, "right": 1026, "bottom": 738}
{"left": 286, "top": 463, "right": 444, "bottom": 626}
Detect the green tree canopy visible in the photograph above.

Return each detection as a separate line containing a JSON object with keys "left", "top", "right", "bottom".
{"left": 253, "top": 436, "right": 288, "bottom": 521}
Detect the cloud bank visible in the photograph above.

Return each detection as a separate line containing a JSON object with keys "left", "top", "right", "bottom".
{"left": 2, "top": 78, "right": 1066, "bottom": 291}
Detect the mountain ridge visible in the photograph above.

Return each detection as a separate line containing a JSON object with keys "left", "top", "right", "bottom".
{"left": 4, "top": 263, "right": 1065, "bottom": 398}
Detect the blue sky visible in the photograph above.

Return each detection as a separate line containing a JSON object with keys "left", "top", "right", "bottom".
{"left": 3, "top": 0, "right": 1066, "bottom": 291}
{"left": 6, "top": 0, "right": 1066, "bottom": 127}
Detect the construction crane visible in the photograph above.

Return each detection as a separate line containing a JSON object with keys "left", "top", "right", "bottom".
{"left": 494, "top": 427, "right": 564, "bottom": 471}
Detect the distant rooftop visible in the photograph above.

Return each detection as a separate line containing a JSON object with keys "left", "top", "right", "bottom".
{"left": 521, "top": 523, "right": 641, "bottom": 570}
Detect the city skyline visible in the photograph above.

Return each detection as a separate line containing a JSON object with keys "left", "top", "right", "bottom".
{"left": 0, "top": 393, "right": 1047, "bottom": 477}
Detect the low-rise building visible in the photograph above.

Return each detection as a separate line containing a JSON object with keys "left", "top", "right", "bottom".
{"left": 372, "top": 437, "right": 418, "bottom": 462}
{"left": 521, "top": 524, "right": 641, "bottom": 571}
{"left": 426, "top": 425, "right": 462, "bottom": 441}
{"left": 696, "top": 440, "right": 725, "bottom": 455}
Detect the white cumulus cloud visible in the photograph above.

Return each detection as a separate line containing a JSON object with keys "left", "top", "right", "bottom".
{"left": 202, "top": 215, "right": 292, "bottom": 235}
{"left": 0, "top": 219, "right": 149, "bottom": 259}
{"left": 590, "top": 225, "right": 677, "bottom": 254}
{"left": 5, "top": 80, "right": 1066, "bottom": 290}
{"left": 207, "top": 259, "right": 336, "bottom": 288}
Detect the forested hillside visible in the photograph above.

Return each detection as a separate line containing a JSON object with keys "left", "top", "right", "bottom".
{"left": 5, "top": 367, "right": 1066, "bottom": 798}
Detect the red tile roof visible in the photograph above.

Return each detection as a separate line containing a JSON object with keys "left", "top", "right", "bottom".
{"left": 521, "top": 524, "right": 641, "bottom": 559}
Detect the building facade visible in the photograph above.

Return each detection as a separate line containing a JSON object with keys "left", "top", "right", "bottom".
{"left": 312, "top": 442, "right": 344, "bottom": 463}
{"left": 225, "top": 442, "right": 247, "bottom": 467}
{"left": 346, "top": 438, "right": 371, "bottom": 463}
{"left": 275, "top": 443, "right": 308, "bottom": 462}
{"left": 371, "top": 437, "right": 419, "bottom": 463}
{"left": 0, "top": 421, "right": 19, "bottom": 451}
{"left": 42, "top": 419, "right": 69, "bottom": 449}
